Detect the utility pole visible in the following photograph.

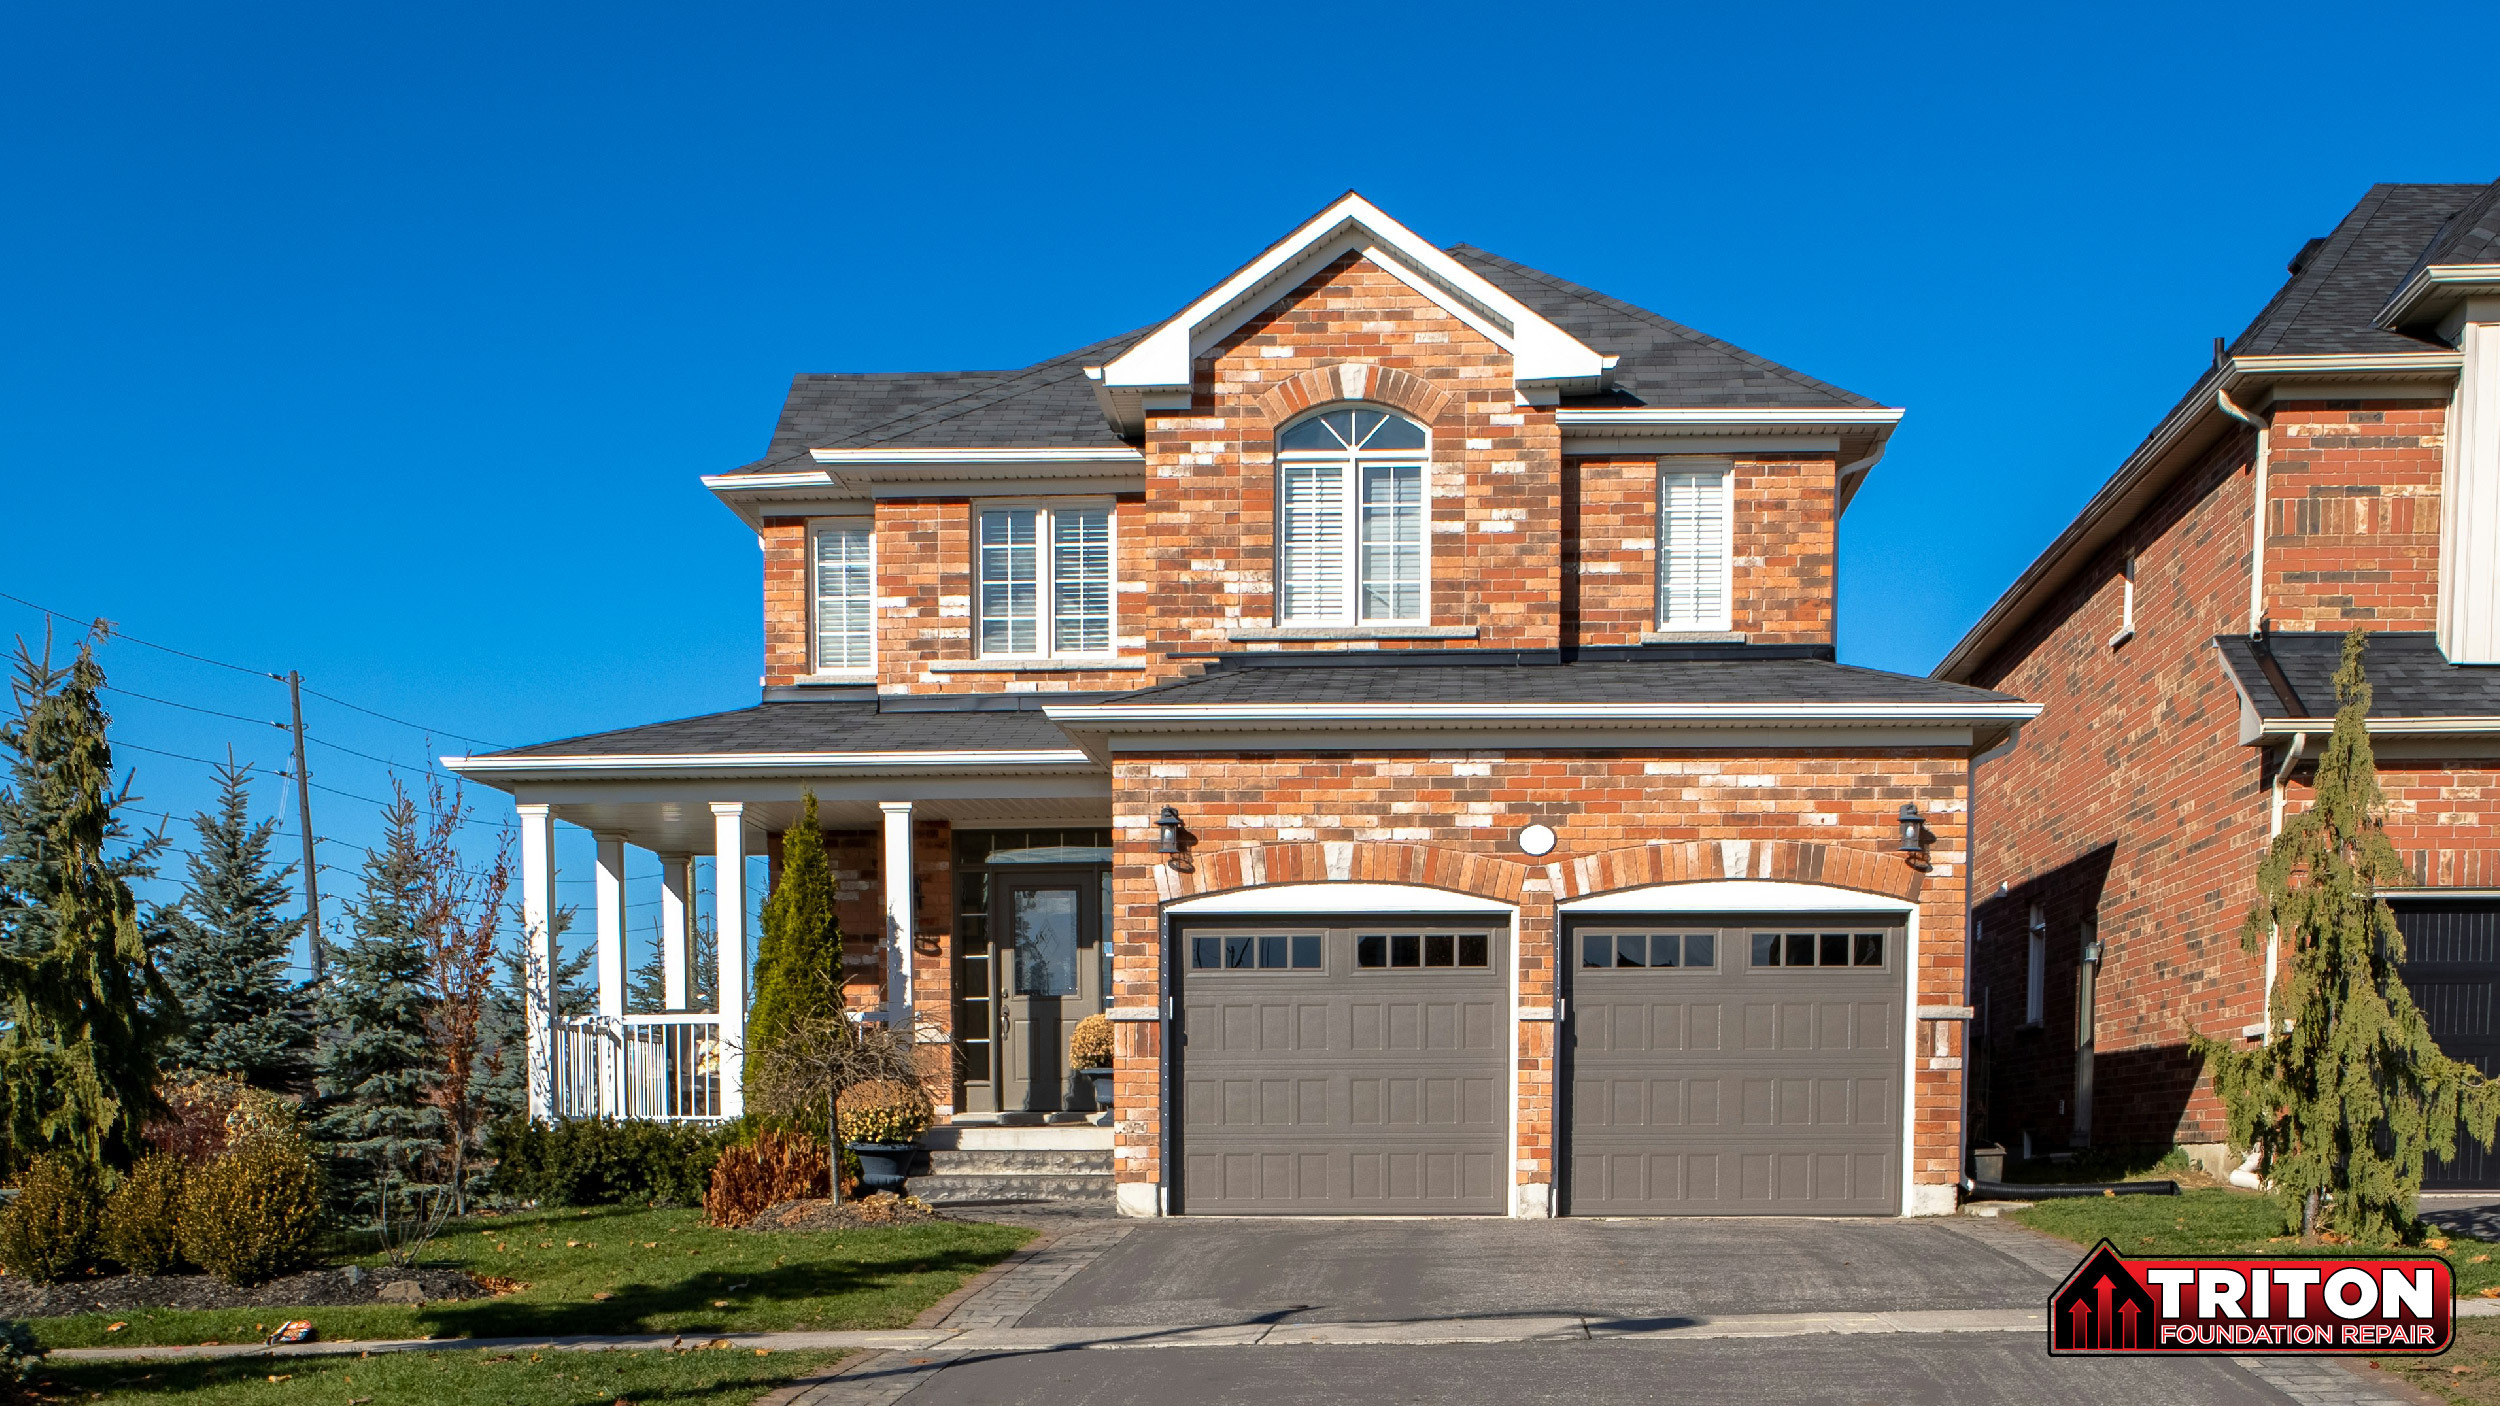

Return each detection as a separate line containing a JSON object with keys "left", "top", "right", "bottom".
{"left": 286, "top": 670, "right": 325, "bottom": 981}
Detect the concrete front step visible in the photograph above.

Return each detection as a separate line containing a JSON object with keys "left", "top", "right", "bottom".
{"left": 908, "top": 1171, "right": 1116, "bottom": 1206}
{"left": 922, "top": 1123, "right": 1114, "bottom": 1152}
{"left": 927, "top": 1148, "right": 1113, "bottom": 1176}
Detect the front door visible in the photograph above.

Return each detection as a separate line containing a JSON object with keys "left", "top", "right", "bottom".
{"left": 998, "top": 873, "right": 1105, "bottom": 1112}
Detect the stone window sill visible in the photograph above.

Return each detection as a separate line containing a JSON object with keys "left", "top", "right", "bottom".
{"left": 1641, "top": 630, "right": 1748, "bottom": 645}
{"left": 792, "top": 671, "right": 876, "bottom": 686}
{"left": 1225, "top": 624, "right": 1480, "bottom": 642}
{"left": 925, "top": 658, "right": 1150, "bottom": 674}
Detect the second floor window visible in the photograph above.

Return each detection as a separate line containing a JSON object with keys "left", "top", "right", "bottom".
{"left": 979, "top": 504, "right": 1113, "bottom": 657}
{"left": 1657, "top": 459, "right": 1732, "bottom": 631}
{"left": 1276, "top": 408, "right": 1429, "bottom": 623}
{"left": 812, "top": 520, "right": 874, "bottom": 671}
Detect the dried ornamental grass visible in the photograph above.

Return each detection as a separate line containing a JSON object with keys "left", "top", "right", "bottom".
{"left": 703, "top": 1128, "right": 830, "bottom": 1228}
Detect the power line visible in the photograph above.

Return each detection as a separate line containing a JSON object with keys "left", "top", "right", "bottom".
{"left": 0, "top": 588, "right": 275, "bottom": 679}
{"left": 117, "top": 739, "right": 281, "bottom": 771}
{"left": 100, "top": 686, "right": 287, "bottom": 733}
{"left": 300, "top": 686, "right": 505, "bottom": 751}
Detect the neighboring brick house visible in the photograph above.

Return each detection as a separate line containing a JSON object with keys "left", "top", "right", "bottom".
{"left": 449, "top": 194, "right": 2033, "bottom": 1217}
{"left": 1936, "top": 181, "right": 2500, "bottom": 1183}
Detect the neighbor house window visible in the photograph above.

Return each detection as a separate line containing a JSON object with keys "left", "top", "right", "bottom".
{"left": 2025, "top": 904, "right": 2048, "bottom": 1027}
{"left": 812, "top": 520, "right": 874, "bottom": 672}
{"left": 1657, "top": 458, "right": 1732, "bottom": 631}
{"left": 978, "top": 503, "right": 1113, "bottom": 657}
{"left": 1275, "top": 408, "right": 1428, "bottom": 623}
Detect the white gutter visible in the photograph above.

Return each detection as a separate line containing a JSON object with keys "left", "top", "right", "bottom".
{"left": 702, "top": 470, "right": 833, "bottom": 492}
{"left": 2379, "top": 264, "right": 2500, "bottom": 332}
{"left": 2247, "top": 716, "right": 2500, "bottom": 740}
{"left": 2215, "top": 389, "right": 2271, "bottom": 633}
{"left": 1044, "top": 700, "right": 2039, "bottom": 728}
{"left": 442, "top": 749, "right": 1097, "bottom": 776}
{"left": 807, "top": 447, "right": 1143, "bottom": 466}
{"left": 1554, "top": 407, "right": 1904, "bottom": 432}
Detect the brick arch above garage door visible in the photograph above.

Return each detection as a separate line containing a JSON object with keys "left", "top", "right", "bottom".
{"left": 1151, "top": 841, "right": 1529, "bottom": 906}
{"left": 1549, "top": 841, "right": 1924, "bottom": 905}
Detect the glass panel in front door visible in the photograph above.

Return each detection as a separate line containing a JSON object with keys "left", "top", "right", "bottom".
{"left": 1012, "top": 888, "right": 1079, "bottom": 995}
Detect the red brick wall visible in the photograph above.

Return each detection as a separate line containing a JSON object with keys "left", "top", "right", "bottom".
{"left": 1104, "top": 748, "right": 1970, "bottom": 1200}
{"left": 762, "top": 820, "right": 959, "bottom": 1109}
{"left": 2263, "top": 399, "right": 2445, "bottom": 632}
{"left": 1736, "top": 456, "right": 1838, "bottom": 645}
{"left": 1967, "top": 431, "right": 2266, "bottom": 1148}
{"left": 761, "top": 517, "right": 810, "bottom": 686}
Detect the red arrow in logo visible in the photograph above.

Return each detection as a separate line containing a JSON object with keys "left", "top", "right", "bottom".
{"left": 2068, "top": 1296, "right": 2092, "bottom": 1348}
{"left": 2117, "top": 1299, "right": 2141, "bottom": 1349}
{"left": 2098, "top": 1276, "right": 2115, "bottom": 1349}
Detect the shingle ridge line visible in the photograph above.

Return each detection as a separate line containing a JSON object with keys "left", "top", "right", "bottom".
{"left": 1449, "top": 245, "right": 1879, "bottom": 409}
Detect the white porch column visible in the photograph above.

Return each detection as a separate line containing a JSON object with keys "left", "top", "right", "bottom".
{"left": 517, "top": 803, "right": 559, "bottom": 1121}
{"left": 593, "top": 832, "right": 628, "bottom": 1115}
{"left": 712, "top": 803, "right": 750, "bottom": 1117}
{"left": 2444, "top": 309, "right": 2500, "bottom": 663}
{"left": 880, "top": 801, "right": 916, "bottom": 1029}
{"left": 659, "top": 854, "right": 692, "bottom": 1011}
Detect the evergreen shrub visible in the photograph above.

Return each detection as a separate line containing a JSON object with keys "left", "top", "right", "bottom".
{"left": 178, "top": 1121, "right": 325, "bottom": 1285}
{"left": 100, "top": 1153, "right": 187, "bottom": 1275}
{"left": 0, "top": 1155, "right": 101, "bottom": 1283}
{"left": 485, "top": 1117, "right": 734, "bottom": 1207}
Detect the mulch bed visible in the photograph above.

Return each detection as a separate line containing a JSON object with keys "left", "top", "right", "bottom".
{"left": 0, "top": 1265, "right": 489, "bottom": 1318}
{"left": 744, "top": 1193, "right": 946, "bottom": 1231}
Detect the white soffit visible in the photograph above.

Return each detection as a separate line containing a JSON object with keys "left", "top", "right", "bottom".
{"left": 1092, "top": 193, "right": 1610, "bottom": 404}
{"left": 1164, "top": 882, "right": 1514, "bottom": 915}
{"left": 1559, "top": 879, "right": 1915, "bottom": 913}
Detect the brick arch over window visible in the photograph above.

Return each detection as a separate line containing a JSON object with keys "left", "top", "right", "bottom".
{"left": 1150, "top": 841, "right": 1529, "bottom": 906}
{"left": 1254, "top": 363, "right": 1455, "bottom": 429}
{"left": 1547, "top": 841, "right": 1924, "bottom": 903}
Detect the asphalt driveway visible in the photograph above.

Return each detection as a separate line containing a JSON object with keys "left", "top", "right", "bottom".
{"left": 1020, "top": 1215, "right": 2068, "bottom": 1327}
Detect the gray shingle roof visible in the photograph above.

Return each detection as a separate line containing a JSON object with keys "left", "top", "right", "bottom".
{"left": 2421, "top": 181, "right": 2500, "bottom": 266}
{"left": 1446, "top": 246, "right": 1880, "bottom": 410}
{"left": 480, "top": 700, "right": 1083, "bottom": 758}
{"left": 726, "top": 246, "right": 1874, "bottom": 470}
{"left": 1103, "top": 655, "right": 2017, "bottom": 708}
{"left": 2213, "top": 632, "right": 2500, "bottom": 720}
{"left": 2231, "top": 183, "right": 2487, "bottom": 357}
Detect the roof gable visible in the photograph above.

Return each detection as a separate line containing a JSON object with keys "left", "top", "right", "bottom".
{"left": 1088, "top": 193, "right": 1613, "bottom": 433}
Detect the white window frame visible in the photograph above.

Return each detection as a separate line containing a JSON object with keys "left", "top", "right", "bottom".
{"left": 2025, "top": 903, "right": 2048, "bottom": 1028}
{"left": 808, "top": 517, "right": 876, "bottom": 677}
{"left": 975, "top": 499, "right": 1117, "bottom": 660}
{"left": 1272, "top": 406, "right": 1431, "bottom": 626}
{"left": 1656, "top": 456, "right": 1735, "bottom": 633}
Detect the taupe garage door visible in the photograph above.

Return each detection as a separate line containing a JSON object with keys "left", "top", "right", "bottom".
{"left": 1566, "top": 915, "right": 1904, "bottom": 1215}
{"left": 1177, "top": 918, "right": 1507, "bottom": 1214}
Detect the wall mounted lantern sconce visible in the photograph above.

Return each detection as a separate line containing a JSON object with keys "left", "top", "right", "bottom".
{"left": 1896, "top": 802, "right": 1929, "bottom": 858}
{"left": 1155, "top": 806, "right": 1186, "bottom": 855}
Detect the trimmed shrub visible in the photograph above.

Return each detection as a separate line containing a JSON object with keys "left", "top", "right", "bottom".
{"left": 178, "top": 1132, "right": 326, "bottom": 1286}
{"left": 835, "top": 1080, "right": 933, "bottom": 1145}
{"left": 101, "top": 1153, "right": 188, "bottom": 1275}
{"left": 485, "top": 1117, "right": 735, "bottom": 1208}
{"left": 1069, "top": 1013, "right": 1114, "bottom": 1068}
{"left": 0, "top": 1155, "right": 102, "bottom": 1284}
{"left": 704, "top": 1127, "right": 829, "bottom": 1228}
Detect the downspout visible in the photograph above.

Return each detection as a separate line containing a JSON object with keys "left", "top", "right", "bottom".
{"left": 2216, "top": 388, "right": 2271, "bottom": 633}
{"left": 2258, "top": 732, "right": 2307, "bottom": 1043}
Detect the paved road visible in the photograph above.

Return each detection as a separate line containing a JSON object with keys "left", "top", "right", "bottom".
{"left": 777, "top": 1215, "right": 2407, "bottom": 1406}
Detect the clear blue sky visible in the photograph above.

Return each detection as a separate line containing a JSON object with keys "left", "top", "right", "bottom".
{"left": 2, "top": 2, "right": 2485, "bottom": 969}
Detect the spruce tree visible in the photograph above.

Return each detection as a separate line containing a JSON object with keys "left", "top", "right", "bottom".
{"left": 0, "top": 632, "right": 176, "bottom": 1173}
{"left": 158, "top": 757, "right": 310, "bottom": 1090}
{"left": 312, "top": 792, "right": 444, "bottom": 1210}
{"left": 2195, "top": 628, "right": 2500, "bottom": 1243}
{"left": 627, "top": 908, "right": 718, "bottom": 1014}
{"left": 744, "top": 792, "right": 845, "bottom": 1098}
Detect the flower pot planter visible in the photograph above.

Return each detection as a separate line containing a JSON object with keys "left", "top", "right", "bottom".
{"left": 1078, "top": 1067, "right": 1113, "bottom": 1113}
{"left": 850, "top": 1142, "right": 918, "bottom": 1195}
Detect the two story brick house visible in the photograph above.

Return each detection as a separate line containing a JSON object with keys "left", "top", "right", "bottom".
{"left": 449, "top": 194, "right": 2034, "bottom": 1217}
{"left": 1937, "top": 181, "right": 2500, "bottom": 1182}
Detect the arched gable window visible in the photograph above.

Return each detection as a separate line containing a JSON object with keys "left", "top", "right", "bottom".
{"left": 1274, "top": 407, "right": 1429, "bottom": 623}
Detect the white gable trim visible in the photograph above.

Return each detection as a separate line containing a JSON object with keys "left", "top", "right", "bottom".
{"left": 1089, "top": 194, "right": 1610, "bottom": 433}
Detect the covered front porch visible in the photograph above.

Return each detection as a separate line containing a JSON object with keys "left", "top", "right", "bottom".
{"left": 441, "top": 694, "right": 1113, "bottom": 1128}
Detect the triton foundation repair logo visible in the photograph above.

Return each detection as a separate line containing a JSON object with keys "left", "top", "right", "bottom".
{"left": 2048, "top": 1240, "right": 2452, "bottom": 1356}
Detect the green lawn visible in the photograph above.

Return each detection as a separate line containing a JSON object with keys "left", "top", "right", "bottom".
{"left": 39, "top": 1344, "right": 847, "bottom": 1406}
{"left": 2015, "top": 1186, "right": 2500, "bottom": 1297}
{"left": 28, "top": 1205, "right": 1029, "bottom": 1350}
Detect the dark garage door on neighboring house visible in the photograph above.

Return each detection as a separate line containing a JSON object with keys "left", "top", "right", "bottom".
{"left": 1566, "top": 914, "right": 1905, "bottom": 1215}
{"left": 2399, "top": 898, "right": 2500, "bottom": 1190}
{"left": 1176, "top": 916, "right": 1507, "bottom": 1215}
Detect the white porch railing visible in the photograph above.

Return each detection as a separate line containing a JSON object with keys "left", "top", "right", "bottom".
{"left": 551, "top": 1015, "right": 728, "bottom": 1122}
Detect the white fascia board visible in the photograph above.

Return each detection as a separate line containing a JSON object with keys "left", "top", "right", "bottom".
{"left": 2230, "top": 352, "right": 2463, "bottom": 382}
{"left": 442, "top": 749, "right": 1098, "bottom": 779}
{"left": 1094, "top": 193, "right": 1608, "bottom": 397}
{"left": 704, "top": 470, "right": 836, "bottom": 491}
{"left": 2248, "top": 716, "right": 2500, "bottom": 740}
{"left": 1555, "top": 407, "right": 1904, "bottom": 434}
{"left": 2380, "top": 264, "right": 2500, "bottom": 330}
{"left": 806, "top": 447, "right": 1143, "bottom": 466}
{"left": 1044, "top": 701, "right": 2039, "bottom": 729}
